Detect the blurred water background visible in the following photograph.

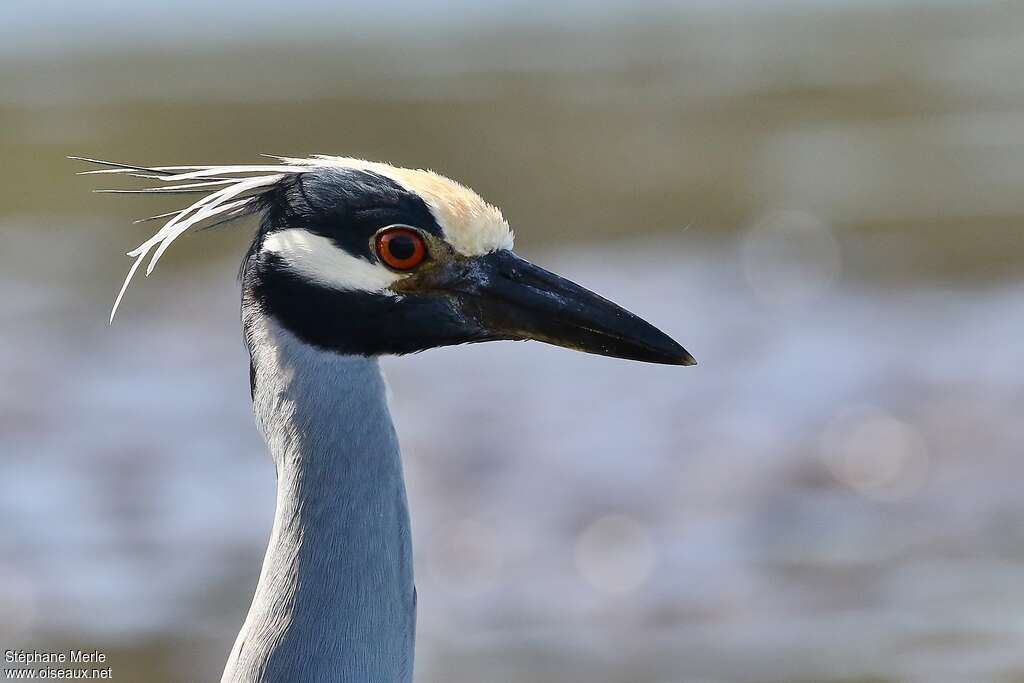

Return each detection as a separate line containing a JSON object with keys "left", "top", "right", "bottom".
{"left": 2, "top": 1, "right": 1024, "bottom": 681}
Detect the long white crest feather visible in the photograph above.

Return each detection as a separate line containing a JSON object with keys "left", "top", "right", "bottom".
{"left": 74, "top": 154, "right": 513, "bottom": 322}
{"left": 71, "top": 157, "right": 316, "bottom": 322}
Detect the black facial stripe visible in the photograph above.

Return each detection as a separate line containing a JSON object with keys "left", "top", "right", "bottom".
{"left": 241, "top": 165, "right": 478, "bottom": 357}
{"left": 252, "top": 167, "right": 442, "bottom": 263}
{"left": 250, "top": 263, "right": 484, "bottom": 357}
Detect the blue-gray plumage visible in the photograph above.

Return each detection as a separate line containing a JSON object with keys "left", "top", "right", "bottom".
{"left": 223, "top": 314, "right": 415, "bottom": 682}
{"left": 75, "top": 155, "right": 694, "bottom": 683}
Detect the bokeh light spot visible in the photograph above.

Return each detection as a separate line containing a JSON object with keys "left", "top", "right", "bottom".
{"left": 574, "top": 514, "right": 655, "bottom": 595}
{"left": 740, "top": 209, "right": 842, "bottom": 307}
{"left": 821, "top": 407, "right": 930, "bottom": 501}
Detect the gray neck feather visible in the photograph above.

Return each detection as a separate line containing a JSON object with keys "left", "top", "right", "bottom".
{"left": 221, "top": 309, "right": 415, "bottom": 683}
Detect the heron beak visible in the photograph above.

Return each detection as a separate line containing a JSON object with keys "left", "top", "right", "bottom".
{"left": 453, "top": 250, "right": 695, "bottom": 366}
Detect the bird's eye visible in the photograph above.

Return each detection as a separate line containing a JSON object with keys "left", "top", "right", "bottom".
{"left": 375, "top": 227, "right": 428, "bottom": 271}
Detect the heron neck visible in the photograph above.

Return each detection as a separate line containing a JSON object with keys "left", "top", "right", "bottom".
{"left": 222, "top": 313, "right": 415, "bottom": 683}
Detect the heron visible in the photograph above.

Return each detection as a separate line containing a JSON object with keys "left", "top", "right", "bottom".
{"left": 74, "top": 155, "right": 695, "bottom": 682}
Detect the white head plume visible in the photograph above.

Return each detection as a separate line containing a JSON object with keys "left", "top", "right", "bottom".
{"left": 73, "top": 155, "right": 513, "bottom": 322}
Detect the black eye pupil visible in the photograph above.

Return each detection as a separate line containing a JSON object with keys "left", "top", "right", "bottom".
{"left": 388, "top": 235, "right": 416, "bottom": 260}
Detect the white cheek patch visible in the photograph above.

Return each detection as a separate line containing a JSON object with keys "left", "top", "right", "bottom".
{"left": 261, "top": 228, "right": 403, "bottom": 293}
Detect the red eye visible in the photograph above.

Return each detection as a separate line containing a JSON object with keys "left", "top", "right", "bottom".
{"left": 375, "top": 227, "right": 428, "bottom": 271}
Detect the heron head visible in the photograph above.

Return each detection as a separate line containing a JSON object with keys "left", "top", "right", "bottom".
{"left": 84, "top": 156, "right": 694, "bottom": 365}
